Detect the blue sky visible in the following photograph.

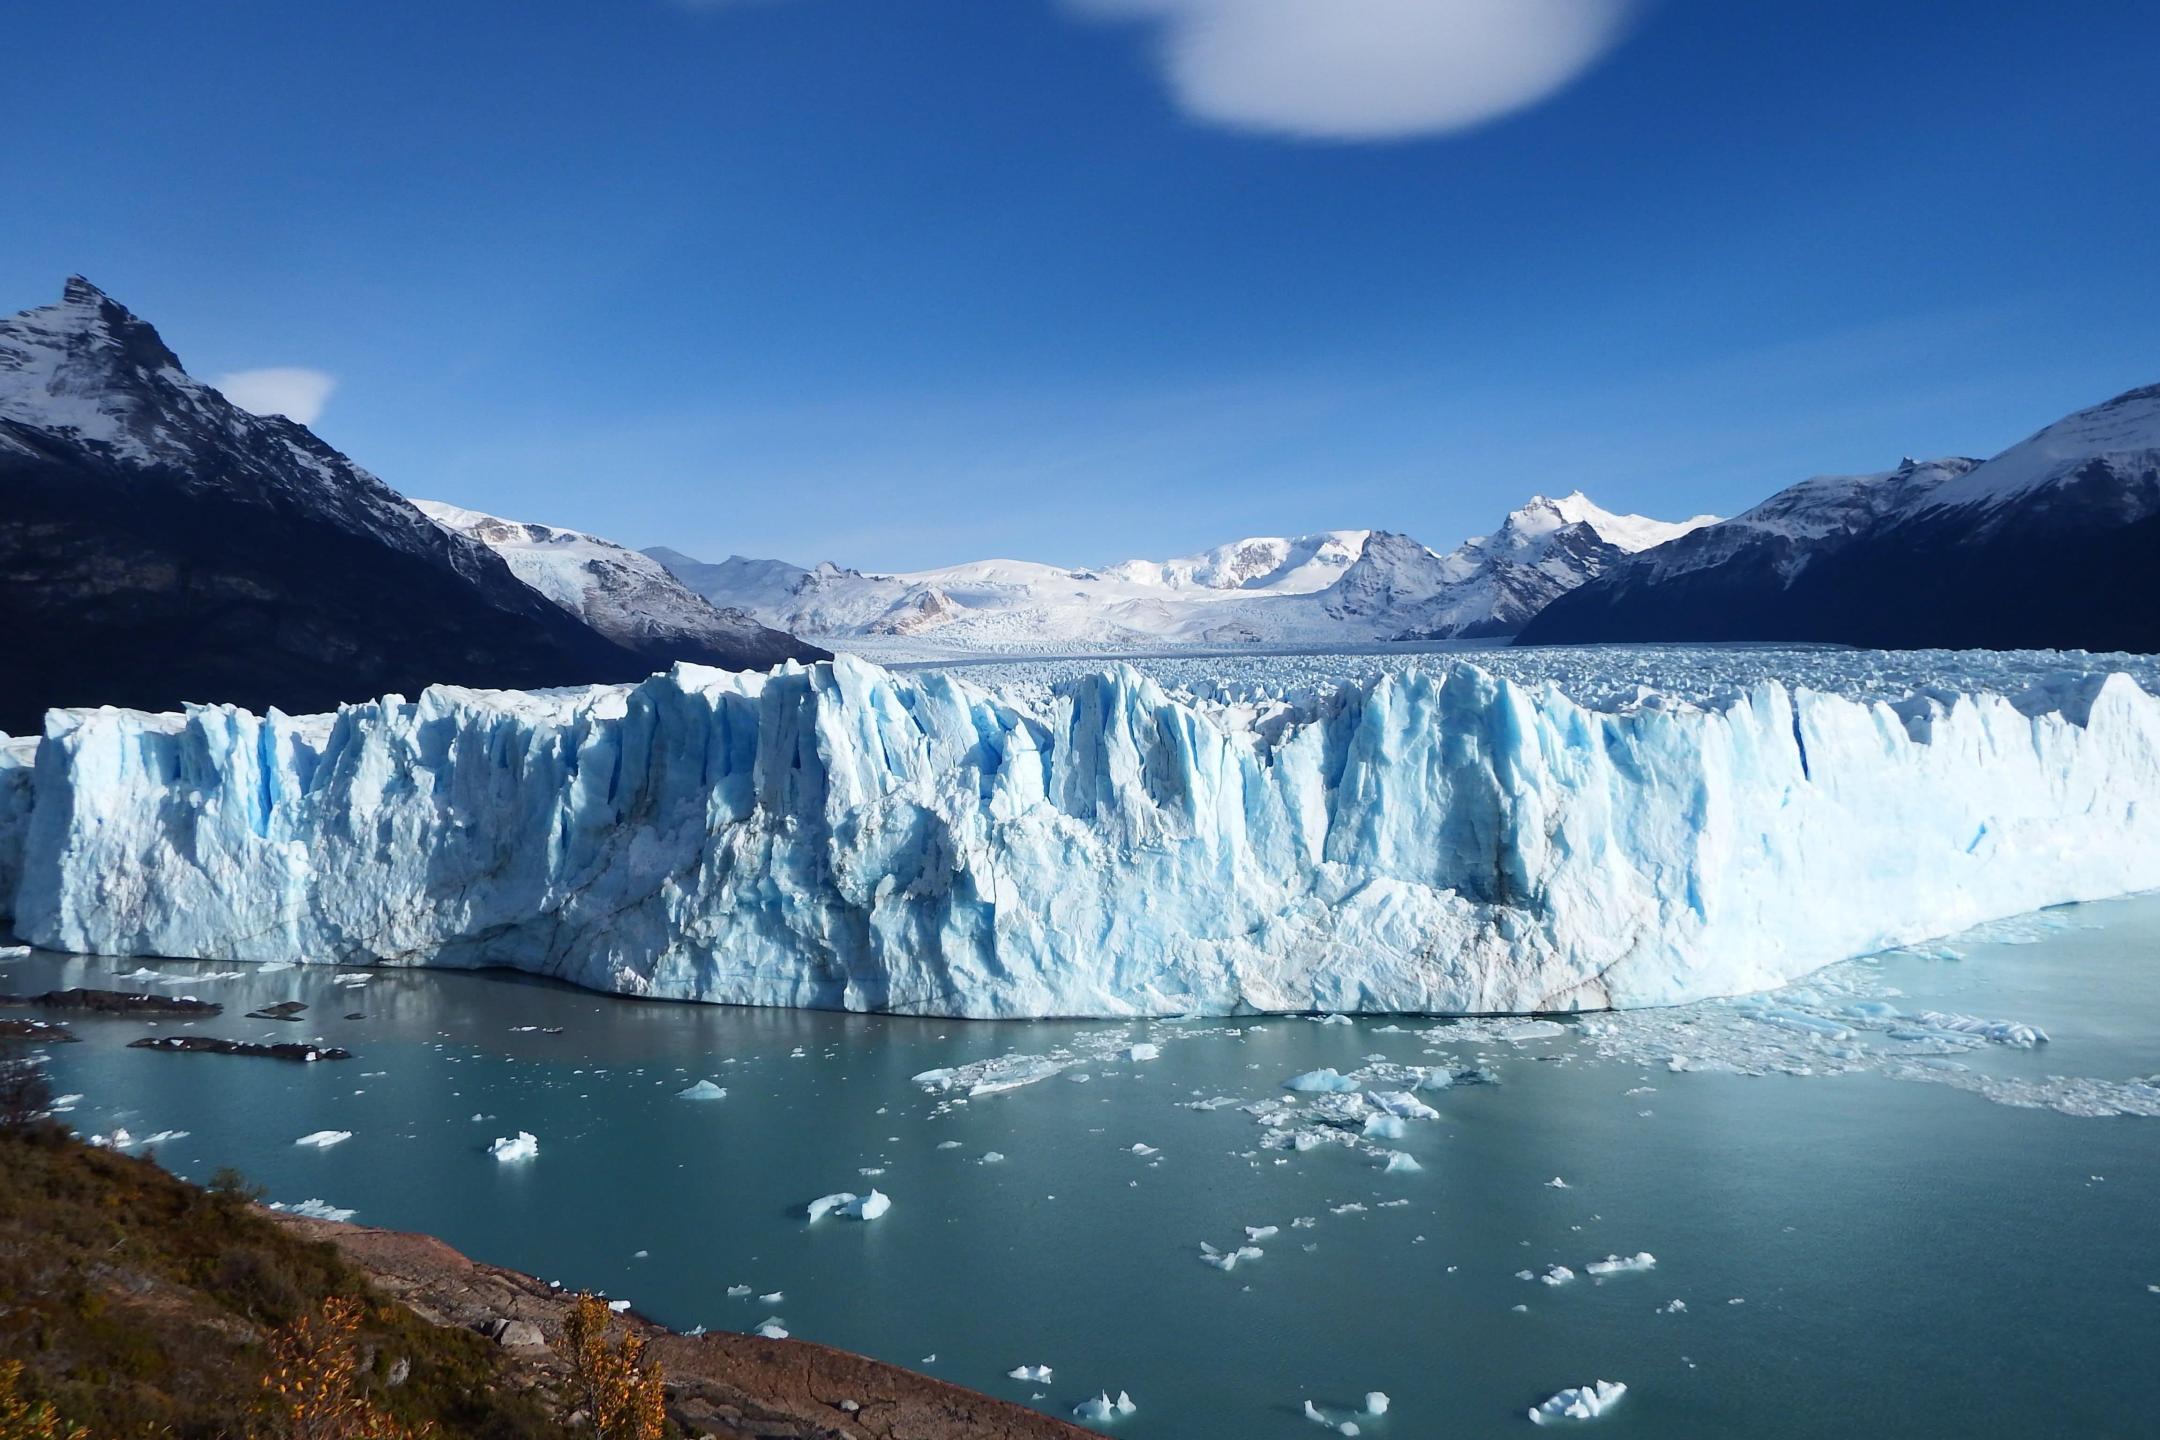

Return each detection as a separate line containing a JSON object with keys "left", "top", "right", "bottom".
{"left": 6, "top": 0, "right": 2156, "bottom": 570}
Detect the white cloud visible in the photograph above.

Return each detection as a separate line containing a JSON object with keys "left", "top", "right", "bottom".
{"left": 1073, "top": 0, "right": 1638, "bottom": 140}
{"left": 212, "top": 367, "right": 338, "bottom": 425}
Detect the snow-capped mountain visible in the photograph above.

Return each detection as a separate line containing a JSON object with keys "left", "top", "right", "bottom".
{"left": 645, "top": 531, "right": 1372, "bottom": 651}
{"left": 1517, "top": 383, "right": 2160, "bottom": 651}
{"left": 0, "top": 278, "right": 780, "bottom": 733}
{"left": 1321, "top": 494, "right": 1716, "bottom": 640}
{"left": 648, "top": 500, "right": 1708, "bottom": 655}
{"left": 415, "top": 501, "right": 822, "bottom": 670}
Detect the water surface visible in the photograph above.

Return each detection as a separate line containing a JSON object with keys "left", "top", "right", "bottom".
{"left": 8, "top": 898, "right": 2159, "bottom": 1437}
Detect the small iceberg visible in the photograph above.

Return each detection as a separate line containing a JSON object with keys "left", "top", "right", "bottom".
{"left": 1127, "top": 1043, "right": 1160, "bottom": 1062}
{"left": 489, "top": 1131, "right": 540, "bottom": 1162}
{"left": 1008, "top": 1364, "right": 1054, "bottom": 1382}
{"left": 1285, "top": 1069, "right": 1360, "bottom": 1094}
{"left": 1302, "top": 1399, "right": 1361, "bottom": 1435}
{"left": 676, "top": 1079, "right": 727, "bottom": 1101}
{"left": 1381, "top": 1151, "right": 1423, "bottom": 1174}
{"left": 754, "top": 1317, "right": 788, "bottom": 1339}
{"left": 1365, "top": 1392, "right": 1390, "bottom": 1416}
{"left": 1199, "top": 1242, "right": 1264, "bottom": 1272}
{"left": 806, "top": 1189, "right": 891, "bottom": 1222}
{"left": 269, "top": 1198, "right": 356, "bottom": 1222}
{"left": 1073, "top": 1391, "right": 1137, "bottom": 1423}
{"left": 1366, "top": 1090, "right": 1439, "bottom": 1120}
{"left": 294, "top": 1130, "right": 353, "bottom": 1149}
{"left": 1529, "top": 1380, "right": 1626, "bottom": 1424}
{"left": 1585, "top": 1252, "right": 1656, "bottom": 1276}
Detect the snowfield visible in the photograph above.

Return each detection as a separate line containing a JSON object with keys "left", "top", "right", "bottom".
{"left": 3, "top": 646, "right": 2159, "bottom": 1019}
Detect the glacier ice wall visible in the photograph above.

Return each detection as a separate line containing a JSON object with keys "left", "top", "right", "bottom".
{"left": 4, "top": 656, "right": 2158, "bottom": 1017}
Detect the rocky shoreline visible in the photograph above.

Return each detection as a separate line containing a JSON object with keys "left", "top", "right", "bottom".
{"left": 269, "top": 1212, "right": 1090, "bottom": 1440}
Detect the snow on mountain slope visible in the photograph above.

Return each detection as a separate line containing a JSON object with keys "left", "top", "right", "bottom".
{"left": 1099, "top": 530, "right": 1370, "bottom": 593}
{"left": 0, "top": 278, "right": 665, "bottom": 732}
{"left": 648, "top": 501, "right": 1707, "bottom": 655}
{"left": 1920, "top": 382, "right": 2160, "bottom": 519}
{"left": 1321, "top": 494, "right": 1716, "bottom": 640}
{"left": 415, "top": 501, "right": 824, "bottom": 669}
{"left": 1518, "top": 381, "right": 2160, "bottom": 652}
{"left": 7, "top": 655, "right": 2158, "bottom": 1018}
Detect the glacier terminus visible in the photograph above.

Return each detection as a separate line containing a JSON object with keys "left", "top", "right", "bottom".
{"left": 3, "top": 651, "right": 2158, "bottom": 1019}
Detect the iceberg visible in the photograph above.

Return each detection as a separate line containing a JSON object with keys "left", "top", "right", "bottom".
{"left": 269, "top": 1198, "right": 357, "bottom": 1222}
{"left": 806, "top": 1189, "right": 891, "bottom": 1222}
{"left": 1529, "top": 1380, "right": 1627, "bottom": 1424}
{"left": 1286, "top": 1069, "right": 1361, "bottom": 1094}
{"left": 1585, "top": 1252, "right": 1656, "bottom": 1276}
{"left": 489, "top": 1131, "right": 539, "bottom": 1162}
{"left": 1073, "top": 1391, "right": 1137, "bottom": 1423}
{"left": 7, "top": 656, "right": 2159, "bottom": 1018}
{"left": 294, "top": 1130, "right": 352, "bottom": 1149}
{"left": 675, "top": 1079, "right": 727, "bottom": 1100}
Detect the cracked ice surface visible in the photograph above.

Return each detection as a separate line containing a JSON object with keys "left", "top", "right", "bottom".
{"left": 7, "top": 653, "right": 2160, "bottom": 1018}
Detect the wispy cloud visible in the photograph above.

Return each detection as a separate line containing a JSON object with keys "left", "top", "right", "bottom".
{"left": 1071, "top": 0, "right": 1640, "bottom": 140}
{"left": 212, "top": 367, "right": 338, "bottom": 425}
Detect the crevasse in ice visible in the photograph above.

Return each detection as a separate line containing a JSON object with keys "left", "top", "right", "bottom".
{"left": 3, "top": 654, "right": 2157, "bottom": 1018}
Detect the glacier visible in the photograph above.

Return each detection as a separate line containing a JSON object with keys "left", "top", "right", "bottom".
{"left": 3, "top": 653, "right": 2159, "bottom": 1018}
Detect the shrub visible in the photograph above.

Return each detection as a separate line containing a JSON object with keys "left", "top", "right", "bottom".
{"left": 558, "top": 1297, "right": 665, "bottom": 1440}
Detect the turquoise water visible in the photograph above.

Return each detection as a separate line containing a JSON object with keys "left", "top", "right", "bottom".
{"left": 8, "top": 898, "right": 2160, "bottom": 1437}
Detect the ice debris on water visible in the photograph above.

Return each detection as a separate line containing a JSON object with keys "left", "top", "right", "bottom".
{"left": 806, "top": 1189, "right": 891, "bottom": 1222}
{"left": 675, "top": 1080, "right": 727, "bottom": 1100}
{"left": 1285, "top": 1069, "right": 1360, "bottom": 1094}
{"left": 1911, "top": 1010, "right": 2049, "bottom": 1047}
{"left": 1365, "top": 1392, "right": 1390, "bottom": 1416}
{"left": 295, "top": 1130, "right": 352, "bottom": 1149}
{"left": 489, "top": 1131, "right": 539, "bottom": 1162}
{"left": 1586, "top": 1252, "right": 1656, "bottom": 1276}
{"left": 269, "top": 1198, "right": 357, "bottom": 1222}
{"left": 1303, "top": 1399, "right": 1361, "bottom": 1435}
{"left": 754, "top": 1318, "right": 788, "bottom": 1339}
{"left": 1199, "top": 1242, "right": 1264, "bottom": 1271}
{"left": 1530, "top": 1380, "right": 1627, "bottom": 1424}
{"left": 1381, "top": 1152, "right": 1423, "bottom": 1173}
{"left": 1073, "top": 1391, "right": 1136, "bottom": 1423}
{"left": 1008, "top": 1364, "right": 1054, "bottom": 1382}
{"left": 1127, "top": 1043, "right": 1160, "bottom": 1062}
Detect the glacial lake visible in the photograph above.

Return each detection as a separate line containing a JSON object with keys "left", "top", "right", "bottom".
{"left": 9, "top": 895, "right": 2160, "bottom": 1438}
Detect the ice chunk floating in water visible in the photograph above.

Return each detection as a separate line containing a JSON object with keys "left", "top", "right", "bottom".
{"left": 489, "top": 1131, "right": 539, "bottom": 1162}
{"left": 8, "top": 656, "right": 2160, "bottom": 1017}
{"left": 806, "top": 1189, "right": 891, "bottom": 1222}
{"left": 675, "top": 1080, "right": 727, "bottom": 1101}
{"left": 1073, "top": 1391, "right": 1137, "bottom": 1423}
{"left": 1530, "top": 1380, "right": 1627, "bottom": 1424}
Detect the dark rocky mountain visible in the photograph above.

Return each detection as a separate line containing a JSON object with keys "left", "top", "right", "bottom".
{"left": 1516, "top": 384, "right": 2160, "bottom": 653}
{"left": 0, "top": 279, "right": 812, "bottom": 734}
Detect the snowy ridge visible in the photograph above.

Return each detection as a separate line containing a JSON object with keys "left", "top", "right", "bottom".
{"left": 1925, "top": 382, "right": 2160, "bottom": 515}
{"left": 1516, "top": 380, "right": 2160, "bottom": 651}
{"left": 648, "top": 498, "right": 1709, "bottom": 655}
{"left": 7, "top": 655, "right": 2160, "bottom": 1018}
{"left": 414, "top": 500, "right": 820, "bottom": 668}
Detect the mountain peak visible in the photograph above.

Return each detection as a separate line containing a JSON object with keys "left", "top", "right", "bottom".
{"left": 6, "top": 276, "right": 185, "bottom": 390}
